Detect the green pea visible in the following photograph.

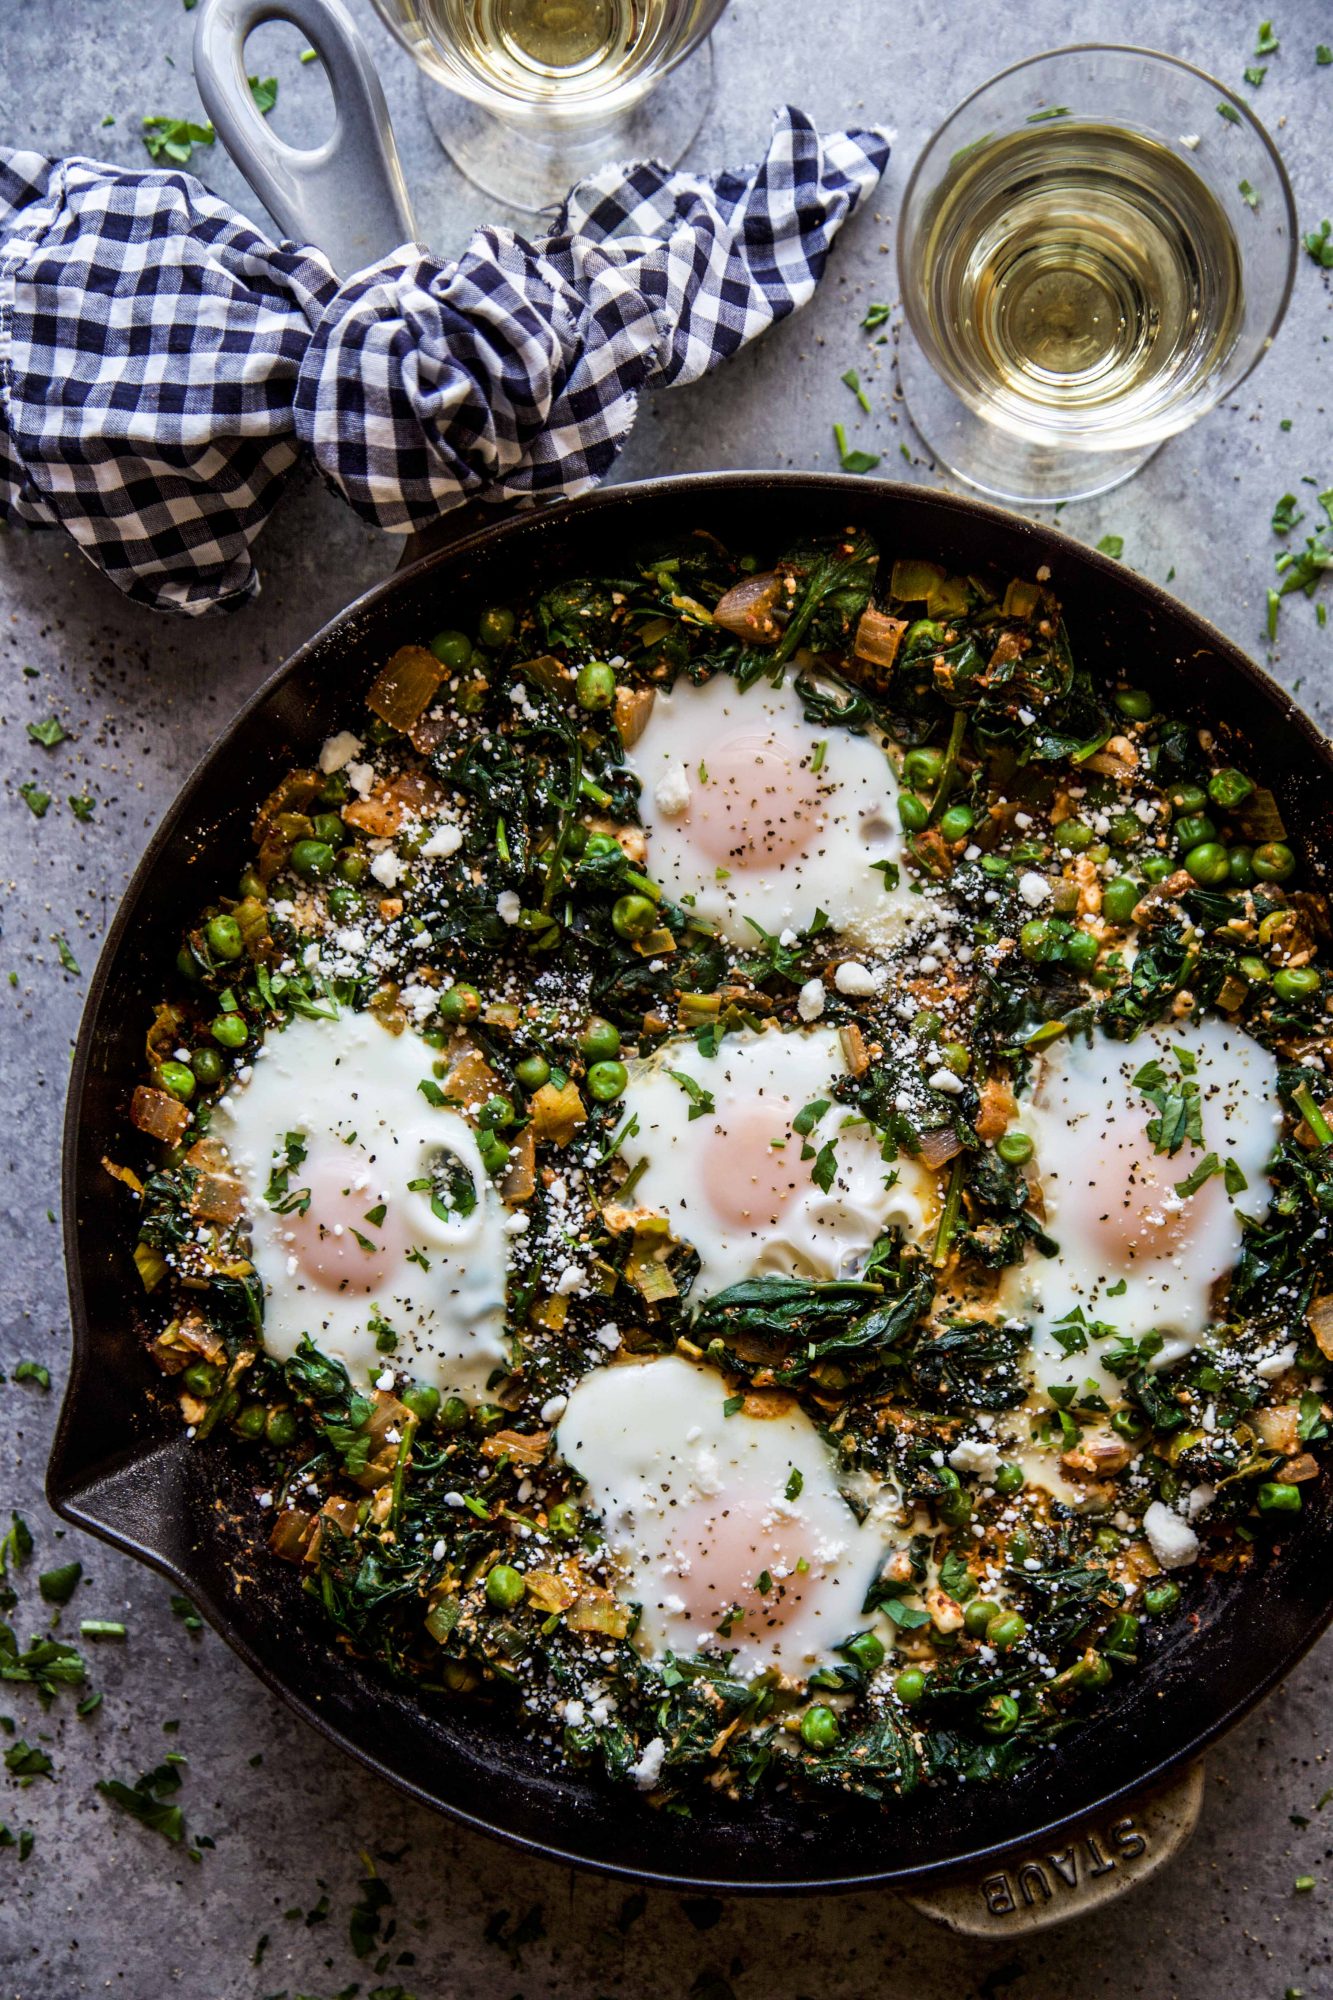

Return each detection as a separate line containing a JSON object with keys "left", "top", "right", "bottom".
{"left": 1274, "top": 967, "right": 1321, "bottom": 1003}
{"left": 310, "top": 812, "right": 344, "bottom": 847}
{"left": 206, "top": 913, "right": 244, "bottom": 962}
{"left": 580, "top": 1016, "right": 621, "bottom": 1062}
{"left": 611, "top": 893, "right": 656, "bottom": 940}
{"left": 939, "top": 804, "right": 975, "bottom": 843}
{"left": 980, "top": 853, "right": 1011, "bottom": 877}
{"left": 1066, "top": 928, "right": 1099, "bottom": 970}
{"left": 1056, "top": 819, "right": 1094, "bottom": 852}
{"left": 265, "top": 1408, "right": 298, "bottom": 1449}
{"left": 575, "top": 661, "right": 616, "bottom": 711}
{"left": 440, "top": 1396, "right": 469, "bottom": 1433}
{"left": 440, "top": 983, "right": 482, "bottom": 1026}
{"left": 986, "top": 1610, "right": 1027, "bottom": 1651}
{"left": 158, "top": 1059, "right": 196, "bottom": 1103}
{"left": 190, "top": 1046, "right": 224, "bottom": 1087}
{"left": 485, "top": 1563, "right": 526, "bottom": 1609}
{"left": 1075, "top": 1650, "right": 1113, "bottom": 1690}
{"left": 1111, "top": 1408, "right": 1146, "bottom": 1441}
{"left": 326, "top": 886, "right": 362, "bottom": 923}
{"left": 1169, "top": 783, "right": 1208, "bottom": 816}
{"left": 964, "top": 1597, "right": 1001, "bottom": 1639}
{"left": 898, "top": 793, "right": 929, "bottom": 833}
{"left": 587, "top": 1060, "right": 628, "bottom": 1102}
{"left": 1253, "top": 841, "right": 1296, "bottom": 882}
{"left": 1141, "top": 854, "right": 1173, "bottom": 883}
{"left": 1105, "top": 1611, "right": 1139, "bottom": 1652}
{"left": 893, "top": 1668, "right": 927, "bottom": 1705}
{"left": 1008, "top": 1530, "right": 1032, "bottom": 1564}
{"left": 903, "top": 746, "right": 945, "bottom": 791}
{"left": 176, "top": 946, "right": 200, "bottom": 983}
{"left": 1142, "top": 1579, "right": 1180, "bottom": 1616}
{"left": 515, "top": 1054, "right": 551, "bottom": 1091}
{"left": 233, "top": 1403, "right": 266, "bottom": 1441}
{"left": 583, "top": 832, "right": 621, "bottom": 860}
{"left": 1184, "top": 841, "right": 1231, "bottom": 887}
{"left": 210, "top": 1013, "right": 248, "bottom": 1050}
{"left": 1107, "top": 812, "right": 1140, "bottom": 849}
{"left": 997, "top": 1131, "right": 1033, "bottom": 1166}
{"left": 938, "top": 1041, "right": 971, "bottom": 1075}
{"left": 1238, "top": 954, "right": 1270, "bottom": 985}
{"left": 338, "top": 849, "right": 369, "bottom": 885}
{"left": 994, "top": 1462, "right": 1025, "bottom": 1496}
{"left": 479, "top": 1132, "right": 511, "bottom": 1177}
{"left": 981, "top": 1693, "right": 1021, "bottom": 1737}
{"left": 237, "top": 869, "right": 266, "bottom": 901}
{"left": 182, "top": 1360, "right": 221, "bottom": 1398}
{"left": 1257, "top": 1480, "right": 1302, "bottom": 1514}
{"left": 1208, "top": 767, "right": 1255, "bottom": 809}
{"left": 1226, "top": 845, "right": 1256, "bottom": 887}
{"left": 289, "top": 839, "right": 337, "bottom": 883}
{"left": 1101, "top": 876, "right": 1141, "bottom": 925}
{"left": 547, "top": 1500, "right": 580, "bottom": 1539}
{"left": 430, "top": 629, "right": 473, "bottom": 669}
{"left": 1173, "top": 813, "right": 1217, "bottom": 852}
{"left": 840, "top": 1629, "right": 886, "bottom": 1674}
{"left": 936, "top": 1468, "right": 971, "bottom": 1527}
{"left": 477, "top": 605, "right": 515, "bottom": 649}
{"left": 401, "top": 1383, "right": 441, "bottom": 1424}
{"left": 1114, "top": 688, "right": 1154, "bottom": 720}
{"left": 799, "top": 1704, "right": 841, "bottom": 1752}
{"left": 1019, "top": 918, "right": 1055, "bottom": 964}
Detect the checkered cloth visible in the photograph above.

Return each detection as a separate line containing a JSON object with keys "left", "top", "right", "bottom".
{"left": 0, "top": 110, "right": 888, "bottom": 615}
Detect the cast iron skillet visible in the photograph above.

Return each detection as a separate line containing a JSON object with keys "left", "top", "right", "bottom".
{"left": 50, "top": 472, "right": 1333, "bottom": 1893}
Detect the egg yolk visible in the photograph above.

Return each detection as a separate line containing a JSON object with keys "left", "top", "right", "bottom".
{"left": 684, "top": 728, "right": 824, "bottom": 869}
{"left": 1047, "top": 1104, "right": 1230, "bottom": 1267}
{"left": 276, "top": 1137, "right": 410, "bottom": 1293}
{"left": 663, "top": 1492, "right": 829, "bottom": 1642}
{"left": 699, "top": 1105, "right": 809, "bottom": 1229}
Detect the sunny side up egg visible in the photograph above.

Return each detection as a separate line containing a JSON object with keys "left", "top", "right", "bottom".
{"left": 615, "top": 1026, "right": 939, "bottom": 1296}
{"left": 212, "top": 1009, "right": 512, "bottom": 1400}
{"left": 628, "top": 670, "right": 912, "bottom": 947}
{"left": 556, "top": 1354, "right": 893, "bottom": 1677}
{"left": 1001, "top": 1015, "right": 1282, "bottom": 1399}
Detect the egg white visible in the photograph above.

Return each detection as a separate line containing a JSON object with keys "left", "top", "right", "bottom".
{"left": 212, "top": 1008, "right": 510, "bottom": 1399}
{"left": 628, "top": 671, "right": 911, "bottom": 947}
{"left": 1000, "top": 1015, "right": 1282, "bottom": 1400}
{"left": 556, "top": 1354, "right": 890, "bottom": 1677}
{"left": 616, "top": 1026, "right": 938, "bottom": 1298}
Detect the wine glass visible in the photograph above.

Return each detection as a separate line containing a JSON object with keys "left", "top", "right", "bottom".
{"left": 370, "top": 0, "right": 730, "bottom": 212}
{"left": 895, "top": 46, "right": 1298, "bottom": 504}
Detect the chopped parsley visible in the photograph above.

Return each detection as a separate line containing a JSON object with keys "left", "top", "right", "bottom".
{"left": 832, "top": 421, "right": 880, "bottom": 475}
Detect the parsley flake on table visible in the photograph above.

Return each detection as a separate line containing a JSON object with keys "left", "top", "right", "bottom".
{"left": 1096, "top": 534, "right": 1125, "bottom": 558}
{"left": 68, "top": 793, "right": 95, "bottom": 821}
{"left": 26, "top": 718, "right": 66, "bottom": 749}
{"left": 0, "top": 1824, "right": 35, "bottom": 1860}
{"left": 4, "top": 1741, "right": 53, "bottom": 1785}
{"left": 1217, "top": 101, "right": 1242, "bottom": 123}
{"left": 1244, "top": 64, "right": 1267, "bottom": 84}
{"left": 860, "top": 302, "right": 890, "bottom": 331}
{"left": 1304, "top": 219, "right": 1333, "bottom": 268}
{"left": 248, "top": 75, "right": 278, "bottom": 114}
{"left": 38, "top": 1561, "right": 82, "bottom": 1607}
{"left": 96, "top": 1758, "right": 194, "bottom": 1849}
{"left": 1319, "top": 44, "right": 1332, "bottom": 64}
{"left": 1255, "top": 19, "right": 1280, "bottom": 55}
{"left": 53, "top": 936, "right": 81, "bottom": 976}
{"left": 1239, "top": 179, "right": 1260, "bottom": 210}
{"left": 18, "top": 784, "right": 50, "bottom": 818}
{"left": 141, "top": 116, "right": 215, "bottom": 165}
{"left": 13, "top": 1362, "right": 50, "bottom": 1390}
{"left": 840, "top": 367, "right": 871, "bottom": 414}
{"left": 832, "top": 422, "right": 880, "bottom": 475}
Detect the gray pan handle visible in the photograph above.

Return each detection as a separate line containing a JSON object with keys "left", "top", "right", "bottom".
{"left": 193, "top": 0, "right": 417, "bottom": 276}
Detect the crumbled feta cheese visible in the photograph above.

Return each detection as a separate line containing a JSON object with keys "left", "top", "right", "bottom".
{"left": 541, "top": 1394, "right": 569, "bottom": 1425}
{"left": 595, "top": 1323, "right": 622, "bottom": 1350}
{"left": 1186, "top": 1483, "right": 1216, "bottom": 1522}
{"left": 797, "top": 977, "right": 826, "bottom": 1022}
{"left": 1143, "top": 1500, "right": 1199, "bottom": 1569}
{"left": 948, "top": 1438, "right": 1001, "bottom": 1481}
{"left": 554, "top": 1264, "right": 585, "bottom": 1296}
{"left": 375, "top": 1369, "right": 396, "bottom": 1391}
{"left": 630, "top": 1737, "right": 667, "bottom": 1790}
{"left": 346, "top": 760, "right": 376, "bottom": 798}
{"left": 496, "top": 889, "right": 521, "bottom": 925}
{"left": 834, "top": 959, "right": 881, "bottom": 996}
{"left": 421, "top": 821, "right": 464, "bottom": 860}
{"left": 1018, "top": 871, "right": 1051, "bottom": 907}
{"left": 319, "top": 729, "right": 363, "bottom": 774}
{"left": 928, "top": 1067, "right": 965, "bottom": 1095}
{"left": 654, "top": 763, "right": 692, "bottom": 818}
{"left": 1254, "top": 1343, "right": 1297, "bottom": 1381}
{"left": 370, "top": 849, "right": 402, "bottom": 890}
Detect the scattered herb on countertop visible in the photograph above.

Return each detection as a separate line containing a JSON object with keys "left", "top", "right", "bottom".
{"left": 832, "top": 421, "right": 880, "bottom": 474}
{"left": 141, "top": 116, "right": 215, "bottom": 165}
{"left": 18, "top": 785, "right": 50, "bottom": 819}
{"left": 26, "top": 719, "right": 67, "bottom": 749}
{"left": 840, "top": 368, "right": 871, "bottom": 414}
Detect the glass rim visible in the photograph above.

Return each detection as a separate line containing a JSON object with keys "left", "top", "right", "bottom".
{"left": 898, "top": 41, "right": 1299, "bottom": 421}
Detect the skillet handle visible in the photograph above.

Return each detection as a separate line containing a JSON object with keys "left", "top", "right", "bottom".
{"left": 904, "top": 1759, "right": 1206, "bottom": 1936}
{"left": 193, "top": 0, "right": 416, "bottom": 276}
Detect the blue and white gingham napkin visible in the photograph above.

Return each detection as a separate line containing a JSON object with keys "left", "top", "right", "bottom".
{"left": 0, "top": 111, "right": 888, "bottom": 616}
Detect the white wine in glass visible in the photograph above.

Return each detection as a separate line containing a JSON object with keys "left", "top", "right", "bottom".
{"left": 373, "top": 0, "right": 729, "bottom": 210}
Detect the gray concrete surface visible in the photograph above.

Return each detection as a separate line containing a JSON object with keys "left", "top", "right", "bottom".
{"left": 2, "top": 2, "right": 1332, "bottom": 1995}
